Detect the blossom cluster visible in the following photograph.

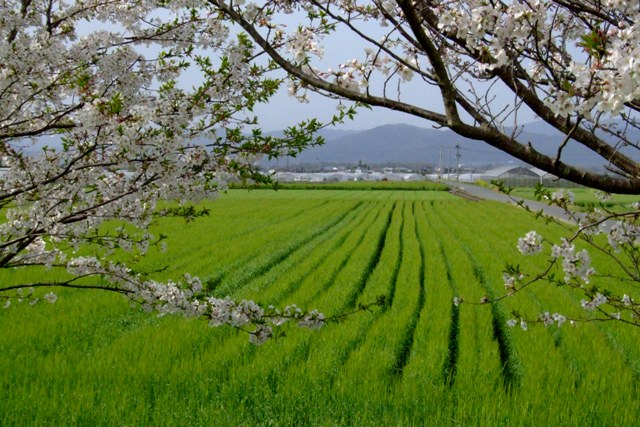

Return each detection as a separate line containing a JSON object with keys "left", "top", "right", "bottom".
{"left": 551, "top": 238, "right": 595, "bottom": 283}
{"left": 220, "top": 0, "right": 640, "bottom": 187}
{"left": 2, "top": 287, "right": 57, "bottom": 309}
{"left": 245, "top": 0, "right": 640, "bottom": 121}
{"left": 581, "top": 293, "right": 608, "bottom": 311}
{"left": 607, "top": 221, "right": 640, "bottom": 251}
{"left": 4, "top": 254, "right": 327, "bottom": 344}
{"left": 502, "top": 272, "right": 523, "bottom": 294}
{"left": 433, "top": 0, "right": 640, "bottom": 118}
{"left": 135, "top": 282, "right": 327, "bottom": 345}
{"left": 538, "top": 312, "right": 567, "bottom": 328}
{"left": 551, "top": 190, "right": 575, "bottom": 205}
{"left": 0, "top": 0, "right": 262, "bottom": 276}
{"left": 507, "top": 312, "right": 568, "bottom": 329}
{"left": 517, "top": 231, "right": 543, "bottom": 255}
{"left": 504, "top": 186, "right": 640, "bottom": 330}
{"left": 0, "top": 0, "right": 340, "bottom": 344}
{"left": 506, "top": 318, "right": 529, "bottom": 331}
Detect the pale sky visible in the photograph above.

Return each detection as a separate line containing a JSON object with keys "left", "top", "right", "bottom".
{"left": 252, "top": 89, "right": 441, "bottom": 132}
{"left": 249, "top": 14, "right": 451, "bottom": 131}
{"left": 80, "top": 8, "right": 539, "bottom": 133}
{"left": 243, "top": 12, "right": 538, "bottom": 132}
{"left": 251, "top": 70, "right": 539, "bottom": 132}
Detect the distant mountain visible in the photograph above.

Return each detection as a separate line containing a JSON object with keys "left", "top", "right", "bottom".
{"left": 17, "top": 120, "right": 640, "bottom": 170}
{"left": 518, "top": 118, "right": 640, "bottom": 140}
{"left": 293, "top": 123, "right": 452, "bottom": 165}
{"left": 262, "top": 123, "right": 571, "bottom": 168}
{"left": 276, "top": 123, "right": 518, "bottom": 167}
{"left": 262, "top": 121, "right": 640, "bottom": 169}
{"left": 518, "top": 119, "right": 640, "bottom": 167}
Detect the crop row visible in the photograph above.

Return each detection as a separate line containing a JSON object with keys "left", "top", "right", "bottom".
{"left": 2, "top": 190, "right": 640, "bottom": 425}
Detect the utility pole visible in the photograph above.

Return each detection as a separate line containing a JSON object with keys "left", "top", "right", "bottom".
{"left": 438, "top": 147, "right": 443, "bottom": 180}
{"left": 446, "top": 148, "right": 450, "bottom": 179}
{"left": 455, "top": 144, "right": 461, "bottom": 181}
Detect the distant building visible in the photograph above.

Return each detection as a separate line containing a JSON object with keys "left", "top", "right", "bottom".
{"left": 479, "top": 165, "right": 540, "bottom": 187}
{"left": 471, "top": 165, "right": 581, "bottom": 187}
{"left": 271, "top": 171, "right": 429, "bottom": 183}
{"left": 529, "top": 167, "right": 579, "bottom": 188}
{"left": 402, "top": 174, "right": 424, "bottom": 182}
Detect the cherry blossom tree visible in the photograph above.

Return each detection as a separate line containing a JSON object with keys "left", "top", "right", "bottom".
{"left": 2, "top": 0, "right": 640, "bottom": 338}
{"left": 211, "top": 0, "right": 640, "bottom": 193}
{"left": 0, "top": 0, "right": 361, "bottom": 343}
{"left": 208, "top": 0, "right": 640, "bottom": 328}
{"left": 496, "top": 185, "right": 640, "bottom": 330}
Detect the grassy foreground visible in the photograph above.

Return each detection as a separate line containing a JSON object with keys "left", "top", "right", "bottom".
{"left": 1, "top": 188, "right": 639, "bottom": 425}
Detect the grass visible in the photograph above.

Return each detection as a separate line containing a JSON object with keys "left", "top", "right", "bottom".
{"left": 510, "top": 187, "right": 640, "bottom": 210}
{"left": 1, "top": 189, "right": 640, "bottom": 425}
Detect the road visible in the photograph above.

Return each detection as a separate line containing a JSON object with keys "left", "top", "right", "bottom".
{"left": 444, "top": 180, "right": 574, "bottom": 223}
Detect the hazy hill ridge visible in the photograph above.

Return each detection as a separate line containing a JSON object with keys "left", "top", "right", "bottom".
{"left": 281, "top": 122, "right": 635, "bottom": 168}
{"left": 19, "top": 121, "right": 639, "bottom": 170}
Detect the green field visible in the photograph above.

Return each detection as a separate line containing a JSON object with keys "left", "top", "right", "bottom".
{"left": 2, "top": 188, "right": 639, "bottom": 425}
{"left": 510, "top": 187, "right": 640, "bottom": 210}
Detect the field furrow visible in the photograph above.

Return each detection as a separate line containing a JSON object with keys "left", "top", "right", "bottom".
{"left": 333, "top": 200, "right": 423, "bottom": 392}
{"left": 310, "top": 201, "right": 399, "bottom": 315}
{"left": 213, "top": 201, "right": 363, "bottom": 296}
{"left": 425, "top": 201, "right": 505, "bottom": 401}
{"left": 430, "top": 200, "right": 640, "bottom": 420}
{"left": 146, "top": 195, "right": 333, "bottom": 279}
{"left": 258, "top": 203, "right": 383, "bottom": 305}
{"left": 3, "top": 189, "right": 640, "bottom": 425}
{"left": 398, "top": 201, "right": 454, "bottom": 390}
{"left": 233, "top": 200, "right": 374, "bottom": 302}
{"left": 285, "top": 201, "right": 394, "bottom": 308}
{"left": 200, "top": 200, "right": 401, "bottom": 398}
{"left": 390, "top": 201, "right": 425, "bottom": 376}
